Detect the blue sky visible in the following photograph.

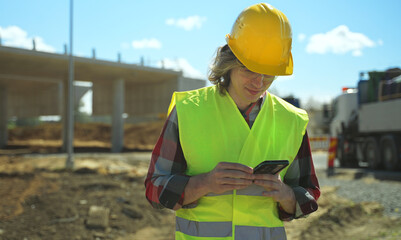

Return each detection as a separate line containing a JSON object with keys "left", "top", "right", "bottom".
{"left": 1, "top": 0, "right": 400, "bottom": 109}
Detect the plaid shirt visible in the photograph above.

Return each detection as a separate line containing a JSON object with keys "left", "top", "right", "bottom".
{"left": 145, "top": 94, "right": 320, "bottom": 221}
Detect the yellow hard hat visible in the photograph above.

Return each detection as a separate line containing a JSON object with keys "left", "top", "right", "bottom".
{"left": 226, "top": 3, "right": 293, "bottom": 76}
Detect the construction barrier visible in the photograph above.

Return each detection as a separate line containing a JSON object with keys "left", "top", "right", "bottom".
{"left": 327, "top": 137, "right": 338, "bottom": 176}
{"left": 309, "top": 136, "right": 330, "bottom": 151}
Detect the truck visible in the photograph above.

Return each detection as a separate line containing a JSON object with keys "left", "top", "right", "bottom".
{"left": 330, "top": 68, "right": 401, "bottom": 171}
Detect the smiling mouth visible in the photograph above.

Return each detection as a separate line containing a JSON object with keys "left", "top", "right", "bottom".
{"left": 247, "top": 89, "right": 261, "bottom": 95}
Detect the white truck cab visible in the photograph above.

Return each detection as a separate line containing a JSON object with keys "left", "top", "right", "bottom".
{"left": 330, "top": 89, "right": 358, "bottom": 138}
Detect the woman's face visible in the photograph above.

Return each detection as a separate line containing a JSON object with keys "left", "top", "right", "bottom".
{"left": 227, "top": 66, "right": 275, "bottom": 110}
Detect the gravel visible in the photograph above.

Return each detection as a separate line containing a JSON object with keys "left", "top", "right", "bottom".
{"left": 317, "top": 170, "right": 401, "bottom": 218}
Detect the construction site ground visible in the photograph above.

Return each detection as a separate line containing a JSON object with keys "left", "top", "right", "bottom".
{"left": 1, "top": 123, "right": 401, "bottom": 240}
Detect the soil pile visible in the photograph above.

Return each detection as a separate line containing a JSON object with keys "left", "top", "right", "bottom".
{"left": 6, "top": 121, "right": 165, "bottom": 153}
{"left": 0, "top": 155, "right": 175, "bottom": 240}
{"left": 285, "top": 184, "right": 401, "bottom": 240}
{"left": 0, "top": 155, "right": 400, "bottom": 240}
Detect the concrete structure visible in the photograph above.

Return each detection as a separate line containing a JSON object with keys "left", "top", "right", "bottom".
{"left": 0, "top": 45, "right": 205, "bottom": 151}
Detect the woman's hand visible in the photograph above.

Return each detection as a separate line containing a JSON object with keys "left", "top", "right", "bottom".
{"left": 253, "top": 173, "right": 296, "bottom": 214}
{"left": 205, "top": 162, "right": 255, "bottom": 194}
{"left": 182, "top": 162, "right": 254, "bottom": 207}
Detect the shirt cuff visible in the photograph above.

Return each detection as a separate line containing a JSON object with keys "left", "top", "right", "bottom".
{"left": 159, "top": 174, "right": 190, "bottom": 209}
{"left": 294, "top": 186, "right": 319, "bottom": 219}
{"left": 279, "top": 186, "right": 319, "bottom": 221}
{"left": 278, "top": 204, "right": 295, "bottom": 221}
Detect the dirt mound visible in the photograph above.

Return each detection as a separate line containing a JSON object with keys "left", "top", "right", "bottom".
{"left": 0, "top": 155, "right": 175, "bottom": 240}
{"left": 6, "top": 121, "right": 165, "bottom": 153}
{"left": 0, "top": 171, "right": 175, "bottom": 240}
{"left": 1, "top": 155, "right": 401, "bottom": 240}
{"left": 285, "top": 186, "right": 401, "bottom": 240}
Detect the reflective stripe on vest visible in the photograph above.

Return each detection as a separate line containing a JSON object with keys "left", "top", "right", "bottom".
{"left": 235, "top": 225, "right": 286, "bottom": 240}
{"left": 170, "top": 85, "right": 308, "bottom": 239}
{"left": 176, "top": 217, "right": 286, "bottom": 240}
{"left": 176, "top": 217, "right": 232, "bottom": 238}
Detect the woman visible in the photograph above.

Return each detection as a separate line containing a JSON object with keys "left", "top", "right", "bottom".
{"left": 145, "top": 3, "right": 320, "bottom": 239}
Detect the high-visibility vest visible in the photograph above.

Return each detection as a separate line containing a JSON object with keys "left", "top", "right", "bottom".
{"left": 168, "top": 85, "right": 308, "bottom": 240}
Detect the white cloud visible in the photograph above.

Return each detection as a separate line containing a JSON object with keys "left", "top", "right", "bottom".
{"left": 120, "top": 42, "right": 130, "bottom": 49}
{"left": 306, "top": 25, "right": 376, "bottom": 57}
{"left": 132, "top": 38, "right": 162, "bottom": 49}
{"left": 165, "top": 15, "right": 207, "bottom": 31}
{"left": 0, "top": 25, "right": 55, "bottom": 52}
{"left": 157, "top": 58, "right": 205, "bottom": 79}
{"left": 298, "top": 33, "right": 306, "bottom": 42}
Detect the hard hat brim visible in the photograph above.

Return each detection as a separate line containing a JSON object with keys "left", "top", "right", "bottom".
{"left": 226, "top": 34, "right": 293, "bottom": 76}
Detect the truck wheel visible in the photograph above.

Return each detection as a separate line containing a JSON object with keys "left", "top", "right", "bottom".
{"left": 380, "top": 135, "right": 400, "bottom": 170}
{"left": 365, "top": 137, "right": 381, "bottom": 169}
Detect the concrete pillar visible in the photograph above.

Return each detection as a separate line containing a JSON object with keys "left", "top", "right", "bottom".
{"left": 177, "top": 76, "right": 184, "bottom": 91}
{"left": 60, "top": 82, "right": 67, "bottom": 152}
{"left": 111, "top": 79, "right": 124, "bottom": 153}
{"left": 0, "top": 86, "right": 8, "bottom": 148}
{"left": 61, "top": 81, "right": 74, "bottom": 154}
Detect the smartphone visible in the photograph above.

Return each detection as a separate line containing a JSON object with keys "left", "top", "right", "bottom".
{"left": 253, "top": 160, "right": 289, "bottom": 174}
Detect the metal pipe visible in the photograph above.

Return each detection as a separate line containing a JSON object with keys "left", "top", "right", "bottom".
{"left": 66, "top": 0, "right": 74, "bottom": 169}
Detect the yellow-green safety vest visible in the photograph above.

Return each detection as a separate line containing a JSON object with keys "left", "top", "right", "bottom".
{"left": 168, "top": 85, "right": 308, "bottom": 240}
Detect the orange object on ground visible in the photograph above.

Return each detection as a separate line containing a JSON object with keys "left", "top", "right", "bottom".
{"left": 327, "top": 137, "right": 338, "bottom": 175}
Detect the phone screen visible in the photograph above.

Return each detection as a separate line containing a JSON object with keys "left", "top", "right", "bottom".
{"left": 253, "top": 160, "right": 289, "bottom": 174}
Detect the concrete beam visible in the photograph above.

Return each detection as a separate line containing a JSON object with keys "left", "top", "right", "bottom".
{"left": 0, "top": 73, "right": 62, "bottom": 83}
{"left": 178, "top": 76, "right": 206, "bottom": 91}
{"left": 111, "top": 79, "right": 124, "bottom": 153}
{"left": 0, "top": 85, "right": 7, "bottom": 148}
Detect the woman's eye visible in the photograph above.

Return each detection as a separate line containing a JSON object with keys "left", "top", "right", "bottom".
{"left": 241, "top": 68, "right": 253, "bottom": 73}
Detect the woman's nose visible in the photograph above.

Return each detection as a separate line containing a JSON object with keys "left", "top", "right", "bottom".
{"left": 251, "top": 74, "right": 264, "bottom": 88}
